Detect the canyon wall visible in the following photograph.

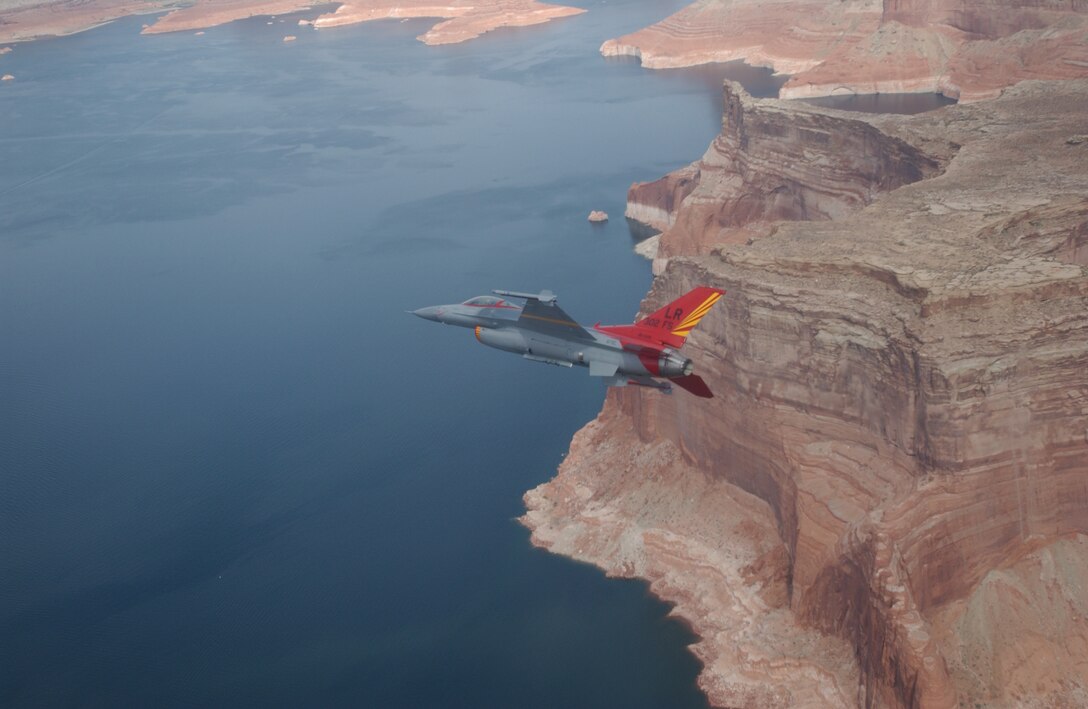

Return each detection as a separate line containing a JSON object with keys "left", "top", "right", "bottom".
{"left": 626, "top": 83, "right": 946, "bottom": 260}
{"left": 524, "top": 80, "right": 1088, "bottom": 708}
{"left": 600, "top": 0, "right": 1088, "bottom": 102}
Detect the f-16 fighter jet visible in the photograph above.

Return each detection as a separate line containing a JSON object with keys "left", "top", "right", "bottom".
{"left": 411, "top": 287, "right": 724, "bottom": 397}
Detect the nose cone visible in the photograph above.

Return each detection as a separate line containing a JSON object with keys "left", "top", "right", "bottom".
{"left": 411, "top": 306, "right": 442, "bottom": 323}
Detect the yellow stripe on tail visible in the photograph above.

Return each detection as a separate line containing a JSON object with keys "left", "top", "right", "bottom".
{"left": 670, "top": 292, "right": 722, "bottom": 339}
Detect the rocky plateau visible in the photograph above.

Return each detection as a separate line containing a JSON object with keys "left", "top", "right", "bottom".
{"left": 600, "top": 0, "right": 1088, "bottom": 102}
{"left": 523, "top": 78, "right": 1088, "bottom": 708}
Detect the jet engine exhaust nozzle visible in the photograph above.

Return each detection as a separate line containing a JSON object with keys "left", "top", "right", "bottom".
{"left": 659, "top": 353, "right": 694, "bottom": 378}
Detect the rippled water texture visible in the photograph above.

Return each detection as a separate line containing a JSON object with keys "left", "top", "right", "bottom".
{"left": 0, "top": 4, "right": 953, "bottom": 703}
{"left": 0, "top": 3, "right": 790, "bottom": 706}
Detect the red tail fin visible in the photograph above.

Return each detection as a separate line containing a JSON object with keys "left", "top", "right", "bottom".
{"left": 600, "top": 287, "right": 725, "bottom": 349}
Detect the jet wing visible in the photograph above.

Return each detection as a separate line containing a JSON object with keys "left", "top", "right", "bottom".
{"left": 495, "top": 290, "right": 595, "bottom": 342}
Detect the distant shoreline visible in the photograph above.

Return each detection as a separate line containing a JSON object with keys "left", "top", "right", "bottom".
{"left": 0, "top": 0, "right": 586, "bottom": 46}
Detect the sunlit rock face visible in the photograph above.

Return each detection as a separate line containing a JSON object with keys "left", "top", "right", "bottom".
{"left": 600, "top": 0, "right": 1088, "bottom": 102}
{"left": 525, "top": 79, "right": 1088, "bottom": 708}
{"left": 627, "top": 82, "right": 945, "bottom": 258}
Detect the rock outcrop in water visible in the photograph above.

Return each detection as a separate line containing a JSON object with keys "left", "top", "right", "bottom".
{"left": 140, "top": 0, "right": 312, "bottom": 35}
{"left": 0, "top": 0, "right": 316, "bottom": 41}
{"left": 600, "top": 0, "right": 1088, "bottom": 102}
{"left": 0, "top": 0, "right": 584, "bottom": 44}
{"left": 312, "top": 0, "right": 585, "bottom": 45}
{"left": 523, "top": 79, "right": 1088, "bottom": 708}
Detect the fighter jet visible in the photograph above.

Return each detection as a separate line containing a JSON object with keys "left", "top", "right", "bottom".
{"left": 411, "top": 286, "right": 724, "bottom": 397}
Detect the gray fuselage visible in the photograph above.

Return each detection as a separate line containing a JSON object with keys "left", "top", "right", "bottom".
{"left": 411, "top": 294, "right": 692, "bottom": 387}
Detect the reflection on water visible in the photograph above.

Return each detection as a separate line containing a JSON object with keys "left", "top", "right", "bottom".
{"left": 604, "top": 57, "right": 789, "bottom": 100}
{"left": 0, "top": 3, "right": 750, "bottom": 708}
{"left": 626, "top": 217, "right": 661, "bottom": 245}
{"left": 798, "top": 92, "right": 957, "bottom": 114}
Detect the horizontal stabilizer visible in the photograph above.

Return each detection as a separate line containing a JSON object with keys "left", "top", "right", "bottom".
{"left": 602, "top": 373, "right": 712, "bottom": 397}
{"left": 672, "top": 374, "right": 714, "bottom": 398}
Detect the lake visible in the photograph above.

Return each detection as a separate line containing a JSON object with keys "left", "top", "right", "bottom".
{"left": 0, "top": 5, "right": 956, "bottom": 703}
{"left": 0, "top": 3, "right": 789, "bottom": 706}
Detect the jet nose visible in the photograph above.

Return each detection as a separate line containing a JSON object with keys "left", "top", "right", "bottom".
{"left": 410, "top": 306, "right": 442, "bottom": 323}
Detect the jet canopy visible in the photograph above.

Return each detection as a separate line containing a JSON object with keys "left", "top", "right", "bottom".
{"left": 463, "top": 296, "right": 507, "bottom": 307}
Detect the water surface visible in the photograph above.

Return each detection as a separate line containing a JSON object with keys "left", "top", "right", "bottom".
{"left": 0, "top": 4, "right": 786, "bottom": 707}
{"left": 0, "top": 6, "right": 954, "bottom": 704}
{"left": 800, "top": 91, "right": 956, "bottom": 114}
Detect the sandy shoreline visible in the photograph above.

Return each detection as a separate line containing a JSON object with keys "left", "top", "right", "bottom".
{"left": 0, "top": 0, "right": 168, "bottom": 43}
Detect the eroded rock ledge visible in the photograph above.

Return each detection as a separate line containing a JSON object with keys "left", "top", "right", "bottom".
{"left": 524, "top": 80, "right": 1088, "bottom": 708}
{"left": 600, "top": 0, "right": 1088, "bottom": 102}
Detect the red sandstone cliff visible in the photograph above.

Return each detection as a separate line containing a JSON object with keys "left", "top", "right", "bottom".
{"left": 600, "top": 0, "right": 1088, "bottom": 102}
{"left": 523, "top": 80, "right": 1088, "bottom": 708}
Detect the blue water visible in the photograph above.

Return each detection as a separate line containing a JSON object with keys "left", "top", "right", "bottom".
{"left": 0, "top": 4, "right": 795, "bottom": 706}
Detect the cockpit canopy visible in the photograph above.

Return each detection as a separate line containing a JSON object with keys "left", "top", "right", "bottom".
{"left": 463, "top": 296, "right": 506, "bottom": 307}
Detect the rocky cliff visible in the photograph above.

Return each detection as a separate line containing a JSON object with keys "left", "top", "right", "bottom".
{"left": 626, "top": 83, "right": 946, "bottom": 267}
{"left": 600, "top": 0, "right": 1088, "bottom": 102}
{"left": 523, "top": 80, "right": 1088, "bottom": 708}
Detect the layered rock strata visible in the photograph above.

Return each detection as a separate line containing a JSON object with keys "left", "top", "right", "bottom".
{"left": 626, "top": 82, "right": 946, "bottom": 264}
{"left": 524, "top": 80, "right": 1088, "bottom": 708}
{"left": 600, "top": 0, "right": 1088, "bottom": 102}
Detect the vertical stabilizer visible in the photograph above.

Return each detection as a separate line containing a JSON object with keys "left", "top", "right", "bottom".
{"left": 600, "top": 287, "right": 725, "bottom": 349}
